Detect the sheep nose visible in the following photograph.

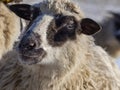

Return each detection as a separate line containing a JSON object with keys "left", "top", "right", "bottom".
{"left": 22, "top": 40, "right": 36, "bottom": 51}
{"left": 19, "top": 33, "right": 40, "bottom": 51}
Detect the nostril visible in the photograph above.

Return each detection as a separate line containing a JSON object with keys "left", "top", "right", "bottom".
{"left": 19, "top": 33, "right": 41, "bottom": 51}
{"left": 24, "top": 42, "right": 36, "bottom": 50}
{"left": 19, "top": 38, "right": 37, "bottom": 51}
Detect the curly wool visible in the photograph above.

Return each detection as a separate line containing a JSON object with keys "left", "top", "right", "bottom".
{"left": 0, "top": 0, "right": 120, "bottom": 90}
{"left": 0, "top": 2, "right": 20, "bottom": 59}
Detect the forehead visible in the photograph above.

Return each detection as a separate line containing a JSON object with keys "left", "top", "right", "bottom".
{"left": 36, "top": 0, "right": 84, "bottom": 20}
{"left": 27, "top": 15, "right": 54, "bottom": 33}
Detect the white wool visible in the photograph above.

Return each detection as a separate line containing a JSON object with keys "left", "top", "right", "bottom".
{"left": 0, "top": 0, "right": 120, "bottom": 90}
{"left": 0, "top": 2, "right": 21, "bottom": 59}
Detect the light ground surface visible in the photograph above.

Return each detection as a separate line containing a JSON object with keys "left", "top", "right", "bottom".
{"left": 21, "top": 0, "right": 120, "bottom": 67}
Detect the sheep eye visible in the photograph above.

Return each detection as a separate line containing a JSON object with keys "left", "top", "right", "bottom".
{"left": 47, "top": 16, "right": 77, "bottom": 46}
{"left": 63, "top": 17, "right": 77, "bottom": 36}
{"left": 55, "top": 15, "right": 76, "bottom": 30}
{"left": 54, "top": 16, "right": 77, "bottom": 41}
{"left": 66, "top": 19, "right": 75, "bottom": 30}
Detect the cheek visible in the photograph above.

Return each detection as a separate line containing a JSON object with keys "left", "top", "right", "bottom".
{"left": 38, "top": 29, "right": 50, "bottom": 50}
{"left": 39, "top": 47, "right": 63, "bottom": 65}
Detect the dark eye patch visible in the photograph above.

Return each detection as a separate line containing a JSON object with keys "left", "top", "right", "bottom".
{"left": 47, "top": 15, "right": 78, "bottom": 47}
{"left": 55, "top": 15, "right": 78, "bottom": 39}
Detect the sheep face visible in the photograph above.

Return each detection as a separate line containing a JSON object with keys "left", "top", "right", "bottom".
{"left": 18, "top": 12, "right": 101, "bottom": 65}
{"left": 18, "top": 15, "right": 78, "bottom": 65}
{"left": 12, "top": 2, "right": 100, "bottom": 65}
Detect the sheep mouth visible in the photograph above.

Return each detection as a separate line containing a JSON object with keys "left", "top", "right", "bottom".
{"left": 18, "top": 48, "right": 46, "bottom": 65}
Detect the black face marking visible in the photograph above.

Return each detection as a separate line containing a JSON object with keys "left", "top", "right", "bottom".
{"left": 19, "top": 32, "right": 41, "bottom": 52}
{"left": 18, "top": 32, "right": 46, "bottom": 65}
{"left": 19, "top": 48, "right": 47, "bottom": 65}
{"left": 47, "top": 15, "right": 79, "bottom": 47}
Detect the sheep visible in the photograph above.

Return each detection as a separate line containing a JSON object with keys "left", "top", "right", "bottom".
{"left": 0, "top": 0, "right": 120, "bottom": 90}
{"left": 0, "top": 2, "right": 21, "bottom": 59}
{"left": 94, "top": 12, "right": 120, "bottom": 58}
{"left": 0, "top": 1, "right": 40, "bottom": 59}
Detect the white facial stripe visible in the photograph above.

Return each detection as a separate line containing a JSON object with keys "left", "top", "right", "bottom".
{"left": 26, "top": 15, "right": 44, "bottom": 35}
{"left": 31, "top": 15, "right": 54, "bottom": 33}
{"left": 37, "top": 15, "right": 54, "bottom": 48}
{"left": 30, "top": 15, "right": 54, "bottom": 49}
{"left": 25, "top": 14, "right": 62, "bottom": 65}
{"left": 33, "top": 15, "right": 57, "bottom": 64}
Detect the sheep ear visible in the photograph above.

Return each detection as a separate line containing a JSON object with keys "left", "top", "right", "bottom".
{"left": 9, "top": 4, "right": 40, "bottom": 20}
{"left": 80, "top": 18, "right": 101, "bottom": 35}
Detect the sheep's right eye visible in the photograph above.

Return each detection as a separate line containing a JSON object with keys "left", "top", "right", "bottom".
{"left": 66, "top": 18, "right": 76, "bottom": 30}
{"left": 55, "top": 16, "right": 77, "bottom": 30}
{"left": 47, "top": 15, "right": 77, "bottom": 47}
{"left": 54, "top": 16, "right": 77, "bottom": 39}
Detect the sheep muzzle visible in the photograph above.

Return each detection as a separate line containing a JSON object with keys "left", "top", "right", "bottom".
{"left": 18, "top": 33, "right": 46, "bottom": 65}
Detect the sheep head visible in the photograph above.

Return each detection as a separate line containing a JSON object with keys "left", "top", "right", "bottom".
{"left": 11, "top": 0, "right": 101, "bottom": 65}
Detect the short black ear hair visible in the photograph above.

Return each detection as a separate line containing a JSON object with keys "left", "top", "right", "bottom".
{"left": 80, "top": 18, "right": 101, "bottom": 35}
{"left": 8, "top": 4, "right": 40, "bottom": 20}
